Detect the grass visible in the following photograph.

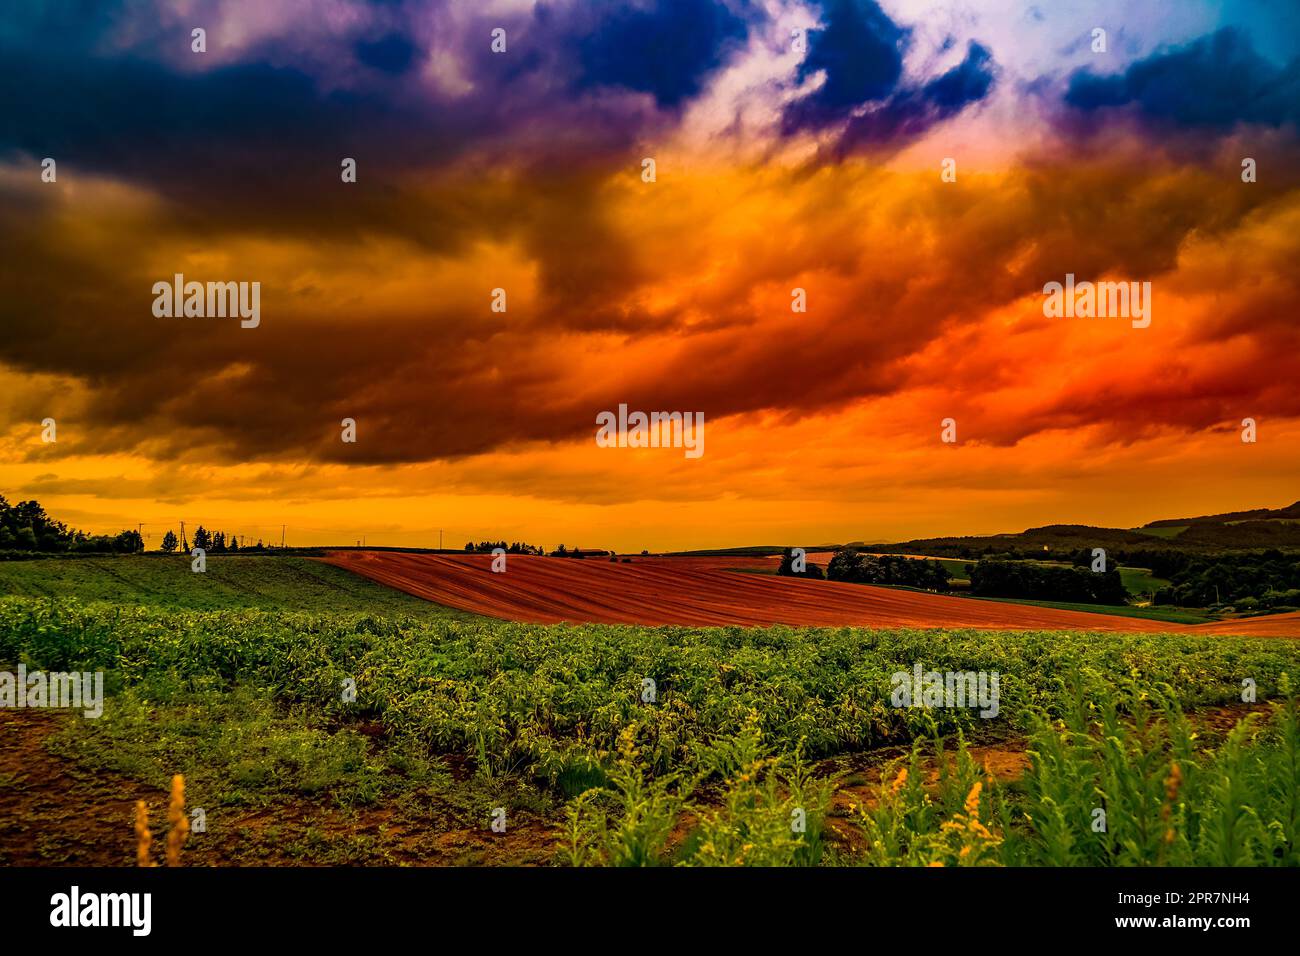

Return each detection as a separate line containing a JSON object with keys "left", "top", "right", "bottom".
{"left": 1117, "top": 566, "right": 1170, "bottom": 596}
{"left": 1134, "top": 525, "right": 1189, "bottom": 539}
{"left": 970, "top": 596, "right": 1213, "bottom": 624}
{"left": 848, "top": 689, "right": 1300, "bottom": 866}
{"left": 933, "top": 558, "right": 971, "bottom": 580}
{"left": 0, "top": 555, "right": 480, "bottom": 620}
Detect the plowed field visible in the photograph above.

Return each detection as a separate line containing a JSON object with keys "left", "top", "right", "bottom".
{"left": 317, "top": 551, "right": 1300, "bottom": 635}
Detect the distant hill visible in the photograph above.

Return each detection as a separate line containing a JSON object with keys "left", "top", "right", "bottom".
{"left": 673, "top": 540, "right": 885, "bottom": 557}
{"left": 875, "top": 525, "right": 1159, "bottom": 557}
{"left": 678, "top": 502, "right": 1300, "bottom": 559}
{"left": 1137, "top": 500, "right": 1300, "bottom": 548}
{"left": 1143, "top": 501, "right": 1300, "bottom": 527}
{"left": 669, "top": 546, "right": 786, "bottom": 556}
{"left": 873, "top": 501, "right": 1300, "bottom": 556}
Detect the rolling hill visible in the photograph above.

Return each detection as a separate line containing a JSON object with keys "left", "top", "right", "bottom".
{"left": 872, "top": 500, "right": 1300, "bottom": 555}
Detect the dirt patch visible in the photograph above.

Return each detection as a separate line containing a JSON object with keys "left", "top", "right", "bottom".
{"left": 0, "top": 710, "right": 556, "bottom": 867}
{"left": 0, "top": 710, "right": 156, "bottom": 866}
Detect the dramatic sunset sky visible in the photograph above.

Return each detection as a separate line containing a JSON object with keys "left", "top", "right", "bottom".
{"left": 1, "top": 0, "right": 1297, "bottom": 551}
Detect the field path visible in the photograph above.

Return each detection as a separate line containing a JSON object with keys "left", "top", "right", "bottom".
{"left": 319, "top": 551, "right": 1269, "bottom": 633}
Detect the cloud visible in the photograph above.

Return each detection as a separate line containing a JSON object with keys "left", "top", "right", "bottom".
{"left": 4, "top": 139, "right": 1297, "bottom": 472}
{"left": 789, "top": 0, "right": 908, "bottom": 120}
{"left": 0, "top": 0, "right": 708, "bottom": 241}
{"left": 836, "top": 40, "right": 995, "bottom": 150}
{"left": 781, "top": 1, "right": 995, "bottom": 153}
{"left": 354, "top": 32, "right": 419, "bottom": 74}
{"left": 2, "top": 1, "right": 1299, "bottom": 546}
{"left": 1066, "top": 27, "right": 1300, "bottom": 129}
{"left": 573, "top": 0, "right": 752, "bottom": 107}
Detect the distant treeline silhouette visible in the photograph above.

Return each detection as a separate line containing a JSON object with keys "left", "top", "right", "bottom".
{"left": 968, "top": 559, "right": 1127, "bottom": 605}
{"left": 0, "top": 494, "right": 141, "bottom": 555}
{"left": 166, "top": 526, "right": 266, "bottom": 554}
{"left": 1152, "top": 550, "right": 1300, "bottom": 610}
{"left": 826, "top": 550, "right": 951, "bottom": 591}
{"left": 464, "top": 540, "right": 545, "bottom": 555}
{"left": 464, "top": 541, "right": 612, "bottom": 558}
{"left": 0, "top": 493, "right": 274, "bottom": 557}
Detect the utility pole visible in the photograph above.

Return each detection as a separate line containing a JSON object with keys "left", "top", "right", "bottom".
{"left": 439, "top": 529, "right": 443, "bottom": 551}
{"left": 281, "top": 525, "right": 286, "bottom": 549}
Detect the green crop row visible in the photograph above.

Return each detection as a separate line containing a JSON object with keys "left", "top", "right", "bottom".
{"left": 4, "top": 597, "right": 1297, "bottom": 780}
{"left": 5, "top": 597, "right": 1300, "bottom": 865}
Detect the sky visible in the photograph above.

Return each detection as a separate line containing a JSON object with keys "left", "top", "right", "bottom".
{"left": 1, "top": 0, "right": 1297, "bottom": 551}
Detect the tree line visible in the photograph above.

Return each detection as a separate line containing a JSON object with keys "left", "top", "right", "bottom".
{"left": 464, "top": 541, "right": 615, "bottom": 558}
{"left": 0, "top": 495, "right": 141, "bottom": 555}
{"left": 464, "top": 540, "right": 545, "bottom": 555}
{"left": 1152, "top": 550, "right": 1300, "bottom": 611}
{"left": 968, "top": 560, "right": 1128, "bottom": 604}
{"left": 778, "top": 548, "right": 952, "bottom": 590}
{"left": 0, "top": 493, "right": 277, "bottom": 557}
{"left": 827, "top": 551, "right": 952, "bottom": 590}
{"left": 160, "top": 526, "right": 267, "bottom": 554}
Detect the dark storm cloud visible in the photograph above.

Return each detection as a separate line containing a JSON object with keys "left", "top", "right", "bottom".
{"left": 0, "top": 48, "right": 458, "bottom": 226}
{"left": 781, "top": 1, "right": 994, "bottom": 152}
{"left": 354, "top": 32, "right": 419, "bottom": 74}
{"left": 6, "top": 0, "right": 1294, "bottom": 474}
{"left": 1066, "top": 27, "right": 1300, "bottom": 129}
{"left": 573, "top": 0, "right": 751, "bottom": 107}
{"left": 836, "top": 42, "right": 995, "bottom": 152}
{"left": 792, "top": 0, "right": 908, "bottom": 119}
{"left": 0, "top": 0, "right": 750, "bottom": 244}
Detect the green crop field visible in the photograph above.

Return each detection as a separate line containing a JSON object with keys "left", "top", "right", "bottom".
{"left": 969, "top": 596, "right": 1212, "bottom": 624}
{"left": 0, "top": 555, "right": 480, "bottom": 619}
{"left": 3, "top": 556, "right": 1299, "bottom": 867}
{"left": 932, "top": 558, "right": 972, "bottom": 580}
{"left": 1117, "top": 566, "right": 1171, "bottom": 596}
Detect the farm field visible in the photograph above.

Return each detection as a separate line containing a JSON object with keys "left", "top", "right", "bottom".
{"left": 321, "top": 550, "right": 1300, "bottom": 637}
{"left": 817, "top": 552, "right": 1172, "bottom": 602}
{"left": 3, "top": 554, "right": 1300, "bottom": 868}
{"left": 4, "top": 577, "right": 1300, "bottom": 867}
{"left": 969, "top": 596, "right": 1214, "bottom": 625}
{"left": 0, "top": 554, "right": 480, "bottom": 619}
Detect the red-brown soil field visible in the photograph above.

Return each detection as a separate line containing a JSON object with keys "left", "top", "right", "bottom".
{"left": 1187, "top": 612, "right": 1300, "bottom": 637}
{"left": 319, "top": 551, "right": 1300, "bottom": 636}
